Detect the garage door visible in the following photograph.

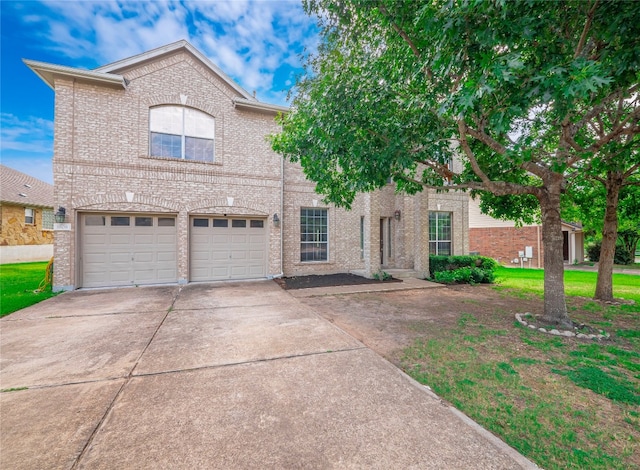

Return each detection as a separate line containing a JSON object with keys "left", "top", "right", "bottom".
{"left": 81, "top": 213, "right": 177, "bottom": 288}
{"left": 190, "top": 217, "right": 267, "bottom": 281}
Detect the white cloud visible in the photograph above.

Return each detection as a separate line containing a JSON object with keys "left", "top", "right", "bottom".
{"left": 23, "top": 0, "right": 318, "bottom": 105}
{"left": 1, "top": 113, "right": 55, "bottom": 183}
{"left": 0, "top": 113, "right": 54, "bottom": 155}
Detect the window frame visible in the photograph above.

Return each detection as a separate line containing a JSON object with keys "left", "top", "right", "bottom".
{"left": 24, "top": 207, "right": 34, "bottom": 225}
{"left": 149, "top": 105, "right": 215, "bottom": 163}
{"left": 429, "top": 211, "right": 453, "bottom": 256}
{"left": 300, "top": 208, "right": 329, "bottom": 262}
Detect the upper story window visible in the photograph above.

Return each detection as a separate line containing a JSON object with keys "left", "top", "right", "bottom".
{"left": 149, "top": 106, "right": 215, "bottom": 162}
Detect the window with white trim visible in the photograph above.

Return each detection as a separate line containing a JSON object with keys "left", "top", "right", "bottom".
{"left": 429, "top": 212, "right": 452, "bottom": 255}
{"left": 25, "top": 208, "right": 34, "bottom": 224}
{"left": 149, "top": 106, "right": 215, "bottom": 162}
{"left": 300, "top": 208, "right": 328, "bottom": 262}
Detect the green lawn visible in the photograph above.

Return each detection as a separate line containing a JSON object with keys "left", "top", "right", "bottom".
{"left": 494, "top": 266, "right": 640, "bottom": 303}
{"left": 402, "top": 266, "right": 640, "bottom": 470}
{"left": 1, "top": 262, "right": 57, "bottom": 317}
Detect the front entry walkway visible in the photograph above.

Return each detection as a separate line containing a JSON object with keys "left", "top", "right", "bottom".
{"left": 1, "top": 281, "right": 536, "bottom": 469}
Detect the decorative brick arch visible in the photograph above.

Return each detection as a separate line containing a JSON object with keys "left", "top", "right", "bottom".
{"left": 74, "top": 192, "right": 182, "bottom": 212}
{"left": 144, "top": 95, "right": 221, "bottom": 119}
{"left": 187, "top": 197, "right": 268, "bottom": 216}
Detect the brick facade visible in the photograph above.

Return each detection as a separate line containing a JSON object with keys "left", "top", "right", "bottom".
{"left": 470, "top": 226, "right": 543, "bottom": 268}
{"left": 30, "top": 41, "right": 469, "bottom": 290}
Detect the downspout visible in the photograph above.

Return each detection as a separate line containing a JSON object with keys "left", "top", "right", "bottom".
{"left": 274, "top": 154, "right": 284, "bottom": 278}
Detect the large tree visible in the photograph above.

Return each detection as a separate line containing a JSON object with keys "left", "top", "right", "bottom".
{"left": 271, "top": 0, "right": 640, "bottom": 327}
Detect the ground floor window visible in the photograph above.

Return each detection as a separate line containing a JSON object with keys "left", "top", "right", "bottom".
{"left": 429, "top": 211, "right": 452, "bottom": 255}
{"left": 24, "top": 207, "right": 34, "bottom": 224}
{"left": 42, "top": 209, "right": 54, "bottom": 230}
{"left": 300, "top": 208, "right": 328, "bottom": 262}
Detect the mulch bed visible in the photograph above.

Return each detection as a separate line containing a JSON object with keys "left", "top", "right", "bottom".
{"left": 274, "top": 273, "right": 402, "bottom": 290}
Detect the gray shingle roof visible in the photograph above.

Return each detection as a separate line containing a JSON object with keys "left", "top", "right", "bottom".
{"left": 0, "top": 165, "right": 54, "bottom": 208}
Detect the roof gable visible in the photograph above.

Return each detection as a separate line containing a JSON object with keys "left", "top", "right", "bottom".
{"left": 95, "top": 40, "right": 254, "bottom": 101}
{"left": 0, "top": 165, "right": 54, "bottom": 208}
{"left": 25, "top": 40, "right": 289, "bottom": 114}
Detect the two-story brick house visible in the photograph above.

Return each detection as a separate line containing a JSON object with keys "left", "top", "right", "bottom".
{"left": 26, "top": 40, "right": 468, "bottom": 291}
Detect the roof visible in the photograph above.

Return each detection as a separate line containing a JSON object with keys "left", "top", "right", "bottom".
{"left": 23, "top": 59, "right": 126, "bottom": 90}
{"left": 0, "top": 165, "right": 54, "bottom": 208}
{"left": 24, "top": 40, "right": 289, "bottom": 115}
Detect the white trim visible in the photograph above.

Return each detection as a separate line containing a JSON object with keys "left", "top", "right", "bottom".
{"left": 233, "top": 98, "right": 289, "bottom": 114}
{"left": 23, "top": 59, "right": 126, "bottom": 90}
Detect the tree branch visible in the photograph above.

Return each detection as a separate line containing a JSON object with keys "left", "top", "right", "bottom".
{"left": 574, "top": 0, "right": 600, "bottom": 59}
{"left": 457, "top": 119, "right": 537, "bottom": 196}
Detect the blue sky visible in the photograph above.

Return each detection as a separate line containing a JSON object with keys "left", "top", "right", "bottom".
{"left": 1, "top": 0, "right": 318, "bottom": 183}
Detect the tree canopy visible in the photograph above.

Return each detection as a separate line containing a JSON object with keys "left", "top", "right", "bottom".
{"left": 271, "top": 0, "right": 640, "bottom": 326}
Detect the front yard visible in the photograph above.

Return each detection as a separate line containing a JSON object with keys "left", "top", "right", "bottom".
{"left": 1, "top": 262, "right": 56, "bottom": 317}
{"left": 301, "top": 268, "right": 639, "bottom": 470}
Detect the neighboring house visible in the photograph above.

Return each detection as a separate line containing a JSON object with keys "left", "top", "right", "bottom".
{"left": 468, "top": 197, "right": 584, "bottom": 268}
{"left": 0, "top": 165, "right": 54, "bottom": 264}
{"left": 25, "top": 40, "right": 469, "bottom": 291}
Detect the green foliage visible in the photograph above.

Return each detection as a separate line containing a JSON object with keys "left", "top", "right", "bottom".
{"left": 0, "top": 262, "right": 57, "bottom": 317}
{"left": 372, "top": 270, "right": 392, "bottom": 281}
{"left": 429, "top": 255, "right": 497, "bottom": 284}
{"left": 272, "top": 0, "right": 640, "bottom": 324}
{"left": 586, "top": 240, "right": 634, "bottom": 265}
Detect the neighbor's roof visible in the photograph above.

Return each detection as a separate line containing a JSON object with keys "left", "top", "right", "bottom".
{"left": 24, "top": 40, "right": 288, "bottom": 115}
{"left": 0, "top": 165, "right": 54, "bottom": 208}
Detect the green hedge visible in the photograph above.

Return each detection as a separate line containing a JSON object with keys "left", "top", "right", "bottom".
{"left": 429, "top": 255, "right": 498, "bottom": 285}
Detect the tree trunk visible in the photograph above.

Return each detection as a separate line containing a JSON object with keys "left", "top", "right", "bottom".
{"left": 538, "top": 177, "right": 572, "bottom": 328}
{"left": 594, "top": 171, "right": 621, "bottom": 301}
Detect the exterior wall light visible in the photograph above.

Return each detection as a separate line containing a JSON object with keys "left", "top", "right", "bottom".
{"left": 273, "top": 213, "right": 280, "bottom": 227}
{"left": 394, "top": 210, "right": 401, "bottom": 221}
{"left": 54, "top": 206, "right": 67, "bottom": 223}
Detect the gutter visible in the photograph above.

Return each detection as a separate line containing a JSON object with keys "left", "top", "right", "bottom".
{"left": 233, "top": 98, "right": 289, "bottom": 114}
{"left": 23, "top": 59, "right": 126, "bottom": 90}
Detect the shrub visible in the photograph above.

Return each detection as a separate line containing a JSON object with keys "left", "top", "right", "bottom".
{"left": 586, "top": 240, "right": 634, "bottom": 265}
{"left": 429, "top": 255, "right": 497, "bottom": 284}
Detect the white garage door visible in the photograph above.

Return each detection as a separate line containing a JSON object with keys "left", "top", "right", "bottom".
{"left": 81, "top": 213, "right": 177, "bottom": 288}
{"left": 190, "top": 217, "right": 267, "bottom": 281}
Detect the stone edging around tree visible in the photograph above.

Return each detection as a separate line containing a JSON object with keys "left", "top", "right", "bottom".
{"left": 515, "top": 313, "right": 610, "bottom": 341}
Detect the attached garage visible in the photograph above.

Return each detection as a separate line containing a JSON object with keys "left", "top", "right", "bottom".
{"left": 80, "top": 213, "right": 177, "bottom": 288}
{"left": 190, "top": 216, "right": 267, "bottom": 281}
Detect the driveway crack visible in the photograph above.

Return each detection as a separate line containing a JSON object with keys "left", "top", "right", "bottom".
{"left": 70, "top": 286, "right": 182, "bottom": 469}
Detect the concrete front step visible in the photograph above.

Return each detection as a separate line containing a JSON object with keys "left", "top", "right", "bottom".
{"left": 384, "top": 269, "right": 424, "bottom": 279}
{"left": 350, "top": 269, "right": 425, "bottom": 280}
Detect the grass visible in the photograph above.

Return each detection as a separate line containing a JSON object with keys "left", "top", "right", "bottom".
{"left": 494, "top": 266, "right": 640, "bottom": 303}
{"left": 401, "top": 268, "right": 640, "bottom": 470}
{"left": 0, "top": 262, "right": 57, "bottom": 317}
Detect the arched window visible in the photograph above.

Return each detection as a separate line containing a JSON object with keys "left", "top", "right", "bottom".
{"left": 149, "top": 106, "right": 215, "bottom": 162}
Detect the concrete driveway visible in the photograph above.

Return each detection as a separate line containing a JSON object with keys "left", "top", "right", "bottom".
{"left": 1, "top": 281, "right": 536, "bottom": 469}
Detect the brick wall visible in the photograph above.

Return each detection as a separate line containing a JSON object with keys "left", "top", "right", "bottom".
{"left": 50, "top": 46, "right": 471, "bottom": 289}
{"left": 52, "top": 51, "right": 285, "bottom": 289}
{"left": 469, "top": 226, "right": 542, "bottom": 268}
